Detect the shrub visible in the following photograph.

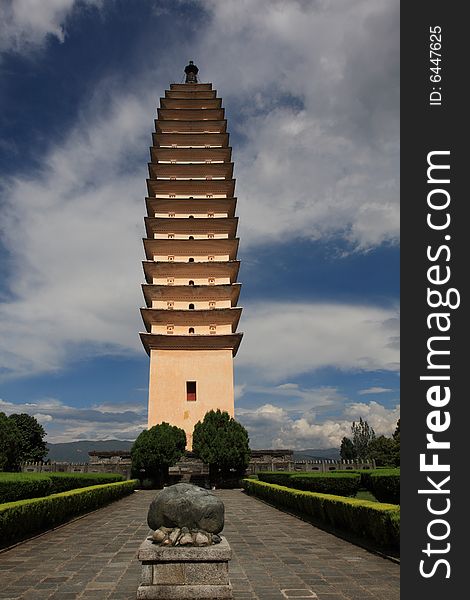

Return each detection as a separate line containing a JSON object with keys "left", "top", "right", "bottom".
{"left": 0, "top": 480, "right": 137, "bottom": 548}
{"left": 361, "top": 469, "right": 400, "bottom": 504}
{"left": 0, "top": 472, "right": 125, "bottom": 503}
{"left": 243, "top": 479, "right": 399, "bottom": 551}
{"left": 192, "top": 410, "right": 251, "bottom": 485}
{"left": 47, "top": 472, "right": 124, "bottom": 494}
{"left": 131, "top": 423, "right": 186, "bottom": 486}
{"left": 257, "top": 472, "right": 361, "bottom": 497}
{"left": 0, "top": 473, "right": 53, "bottom": 503}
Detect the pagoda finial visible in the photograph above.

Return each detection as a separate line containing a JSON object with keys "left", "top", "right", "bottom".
{"left": 184, "top": 60, "right": 198, "bottom": 83}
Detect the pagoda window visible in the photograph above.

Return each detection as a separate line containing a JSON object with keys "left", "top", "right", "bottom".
{"left": 208, "top": 278, "right": 215, "bottom": 285}
{"left": 206, "top": 176, "right": 212, "bottom": 180}
{"left": 168, "top": 256, "right": 174, "bottom": 261}
{"left": 208, "top": 213, "right": 214, "bottom": 218}
{"left": 167, "top": 302, "right": 174, "bottom": 309}
{"left": 189, "top": 236, "right": 194, "bottom": 240}
{"left": 169, "top": 213, "right": 175, "bottom": 218}
{"left": 189, "top": 303, "right": 195, "bottom": 309}
{"left": 188, "top": 257, "right": 194, "bottom": 262}
{"left": 209, "top": 325, "right": 216, "bottom": 335}
{"left": 169, "top": 194, "right": 176, "bottom": 198}
{"left": 189, "top": 215, "right": 194, "bottom": 218}
{"left": 167, "top": 278, "right": 174, "bottom": 285}
{"left": 208, "top": 233, "right": 214, "bottom": 239}
{"left": 189, "top": 197, "right": 194, "bottom": 199}
{"left": 209, "top": 302, "right": 216, "bottom": 309}
{"left": 172, "top": 144, "right": 177, "bottom": 148}
{"left": 171, "top": 159, "right": 176, "bottom": 164}
{"left": 208, "top": 256, "right": 214, "bottom": 261}
{"left": 170, "top": 177, "right": 176, "bottom": 181}
{"left": 205, "top": 159, "right": 211, "bottom": 164}
{"left": 186, "top": 381, "right": 196, "bottom": 401}
{"left": 166, "top": 325, "right": 174, "bottom": 334}
{"left": 189, "top": 327, "right": 195, "bottom": 334}
{"left": 168, "top": 234, "right": 175, "bottom": 239}
{"left": 189, "top": 280, "right": 194, "bottom": 286}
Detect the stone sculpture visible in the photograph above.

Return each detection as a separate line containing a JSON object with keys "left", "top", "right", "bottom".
{"left": 147, "top": 483, "right": 224, "bottom": 547}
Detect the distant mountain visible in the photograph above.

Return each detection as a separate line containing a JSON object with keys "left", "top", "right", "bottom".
{"left": 45, "top": 441, "right": 340, "bottom": 463}
{"left": 292, "top": 448, "right": 341, "bottom": 460}
{"left": 46, "top": 440, "right": 135, "bottom": 463}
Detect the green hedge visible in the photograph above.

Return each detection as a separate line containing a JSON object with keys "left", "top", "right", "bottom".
{"left": 0, "top": 472, "right": 124, "bottom": 503}
{"left": 257, "top": 472, "right": 361, "bottom": 497}
{"left": 0, "top": 473, "right": 53, "bottom": 504}
{"left": 361, "top": 469, "right": 400, "bottom": 504}
{"left": 0, "top": 479, "right": 137, "bottom": 548}
{"left": 243, "top": 479, "right": 399, "bottom": 550}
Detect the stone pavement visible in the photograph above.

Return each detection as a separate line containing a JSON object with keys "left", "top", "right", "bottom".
{"left": 0, "top": 489, "right": 399, "bottom": 600}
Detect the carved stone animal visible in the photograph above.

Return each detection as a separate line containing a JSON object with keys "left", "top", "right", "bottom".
{"left": 147, "top": 483, "right": 224, "bottom": 534}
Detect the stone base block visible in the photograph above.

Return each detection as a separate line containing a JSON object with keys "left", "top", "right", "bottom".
{"left": 137, "top": 536, "right": 232, "bottom": 599}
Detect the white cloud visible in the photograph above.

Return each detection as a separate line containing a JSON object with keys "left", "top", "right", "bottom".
{"left": 358, "top": 386, "right": 393, "bottom": 395}
{"left": 0, "top": 75, "right": 163, "bottom": 378}
{"left": 236, "top": 399, "right": 400, "bottom": 449}
{"left": 236, "top": 301, "right": 399, "bottom": 381}
{"left": 0, "top": 397, "right": 146, "bottom": 442}
{"left": 0, "top": 0, "right": 103, "bottom": 55}
{"left": 196, "top": 0, "right": 399, "bottom": 249}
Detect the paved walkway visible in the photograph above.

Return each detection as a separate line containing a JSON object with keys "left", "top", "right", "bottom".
{"left": 0, "top": 489, "right": 399, "bottom": 600}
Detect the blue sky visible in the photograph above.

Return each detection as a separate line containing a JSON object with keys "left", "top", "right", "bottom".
{"left": 0, "top": 0, "right": 399, "bottom": 448}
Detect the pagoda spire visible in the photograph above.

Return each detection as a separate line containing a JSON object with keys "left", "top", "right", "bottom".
{"left": 139, "top": 74, "right": 243, "bottom": 449}
{"left": 184, "top": 61, "right": 199, "bottom": 84}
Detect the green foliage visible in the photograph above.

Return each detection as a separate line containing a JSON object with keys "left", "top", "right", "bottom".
{"left": 242, "top": 479, "right": 399, "bottom": 551}
{"left": 393, "top": 419, "right": 400, "bottom": 442}
{"left": 0, "top": 480, "right": 137, "bottom": 548}
{"left": 392, "top": 419, "right": 400, "bottom": 466}
{"left": 340, "top": 436, "right": 356, "bottom": 460}
{"left": 351, "top": 417, "right": 376, "bottom": 458}
{"left": 368, "top": 435, "right": 399, "bottom": 467}
{"left": 0, "top": 412, "right": 21, "bottom": 471}
{"left": 361, "top": 468, "right": 400, "bottom": 504}
{"left": 192, "top": 410, "right": 251, "bottom": 484}
{"left": 0, "top": 471, "right": 124, "bottom": 503}
{"left": 0, "top": 473, "right": 52, "bottom": 503}
{"left": 257, "top": 472, "right": 361, "bottom": 497}
{"left": 131, "top": 422, "right": 186, "bottom": 483}
{"left": 8, "top": 413, "right": 48, "bottom": 463}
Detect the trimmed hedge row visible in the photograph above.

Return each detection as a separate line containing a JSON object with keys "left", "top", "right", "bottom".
{"left": 243, "top": 479, "right": 399, "bottom": 550}
{"left": 0, "top": 472, "right": 124, "bottom": 504}
{"left": 0, "top": 479, "right": 137, "bottom": 548}
{"left": 361, "top": 469, "right": 400, "bottom": 504}
{"left": 257, "top": 471, "right": 361, "bottom": 497}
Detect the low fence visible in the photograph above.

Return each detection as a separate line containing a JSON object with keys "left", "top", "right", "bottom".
{"left": 22, "top": 462, "right": 132, "bottom": 479}
{"left": 246, "top": 459, "right": 376, "bottom": 475}
{"left": 22, "top": 457, "right": 375, "bottom": 481}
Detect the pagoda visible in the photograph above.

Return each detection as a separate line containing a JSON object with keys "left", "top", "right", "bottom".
{"left": 139, "top": 62, "right": 243, "bottom": 449}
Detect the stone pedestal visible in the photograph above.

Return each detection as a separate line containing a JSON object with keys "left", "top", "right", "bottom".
{"left": 137, "top": 536, "right": 232, "bottom": 599}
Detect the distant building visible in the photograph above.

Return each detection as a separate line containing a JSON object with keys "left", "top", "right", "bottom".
{"left": 88, "top": 450, "right": 132, "bottom": 465}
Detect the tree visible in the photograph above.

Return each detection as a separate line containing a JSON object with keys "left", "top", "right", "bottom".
{"left": 131, "top": 422, "right": 186, "bottom": 486}
{"left": 0, "top": 412, "right": 21, "bottom": 471}
{"left": 351, "top": 417, "right": 376, "bottom": 459}
{"left": 392, "top": 418, "right": 400, "bottom": 466}
{"left": 368, "top": 435, "right": 399, "bottom": 467}
{"left": 9, "top": 413, "right": 48, "bottom": 463}
{"left": 340, "top": 436, "right": 356, "bottom": 460}
{"left": 192, "top": 410, "right": 251, "bottom": 485}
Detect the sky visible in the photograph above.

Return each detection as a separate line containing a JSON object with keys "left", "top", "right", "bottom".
{"left": 0, "top": 0, "right": 399, "bottom": 449}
